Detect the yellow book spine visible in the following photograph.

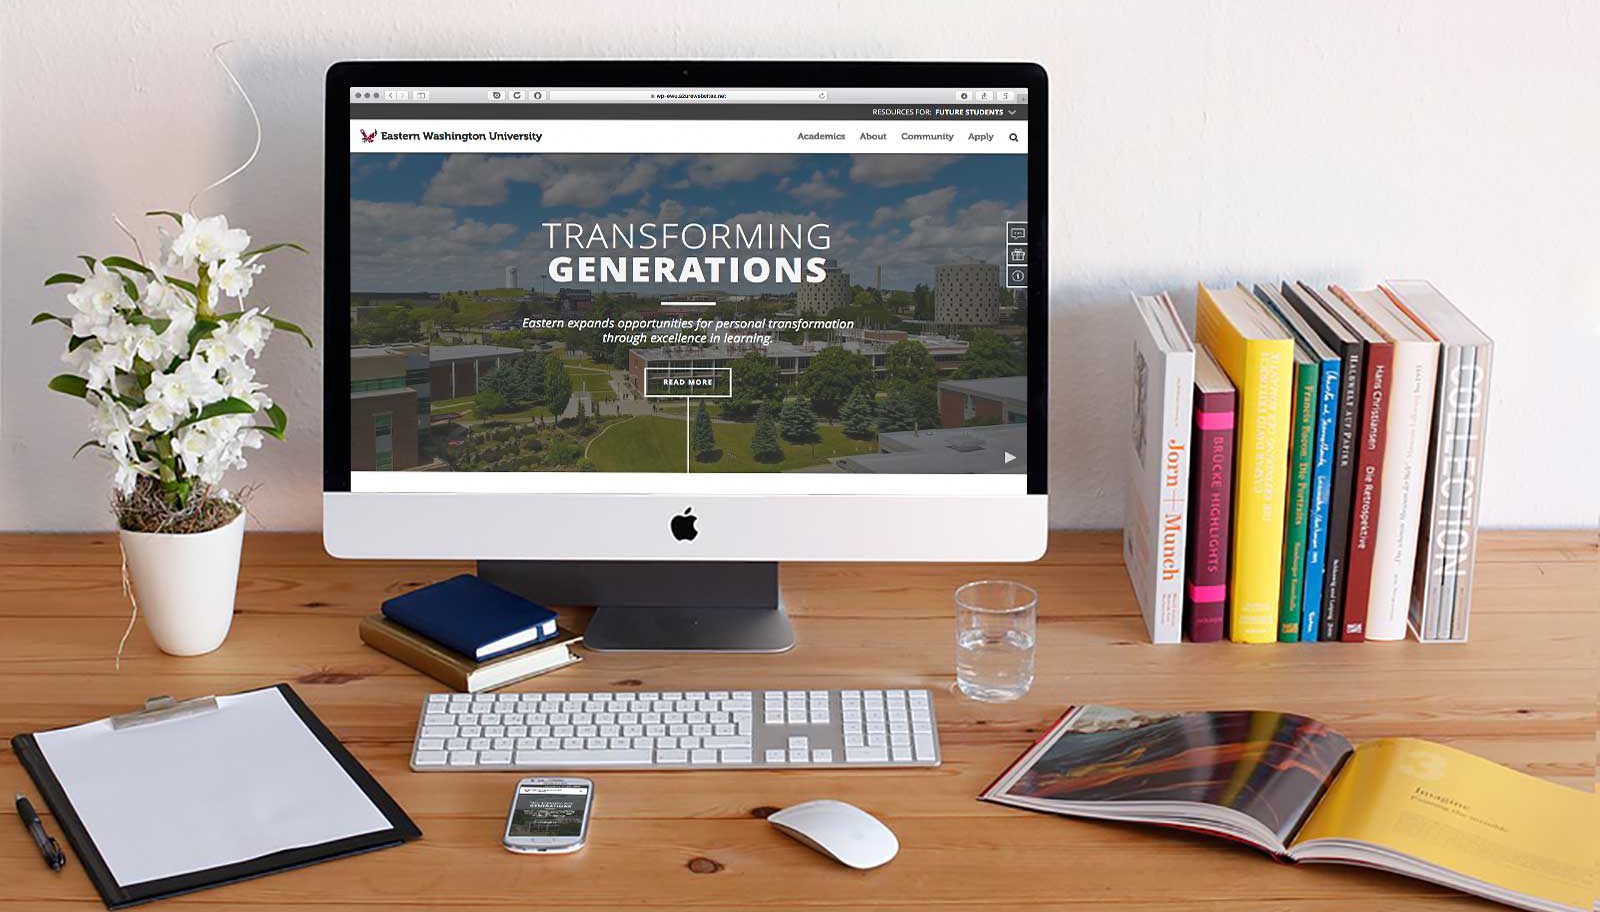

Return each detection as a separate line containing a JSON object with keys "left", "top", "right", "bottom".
{"left": 1228, "top": 340, "right": 1293, "bottom": 642}
{"left": 1196, "top": 286, "right": 1293, "bottom": 643}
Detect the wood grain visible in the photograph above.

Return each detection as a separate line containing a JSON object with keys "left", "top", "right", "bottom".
{"left": 0, "top": 530, "right": 1593, "bottom": 911}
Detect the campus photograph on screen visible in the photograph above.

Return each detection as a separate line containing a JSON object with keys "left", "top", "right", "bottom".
{"left": 347, "top": 150, "right": 1030, "bottom": 476}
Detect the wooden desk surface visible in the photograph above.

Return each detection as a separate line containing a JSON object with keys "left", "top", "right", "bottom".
{"left": 1, "top": 530, "right": 1593, "bottom": 911}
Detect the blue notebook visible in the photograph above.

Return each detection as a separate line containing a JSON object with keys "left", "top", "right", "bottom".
{"left": 381, "top": 575, "right": 559, "bottom": 662}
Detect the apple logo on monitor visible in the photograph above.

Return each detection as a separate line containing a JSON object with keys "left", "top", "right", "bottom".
{"left": 670, "top": 507, "right": 699, "bottom": 542}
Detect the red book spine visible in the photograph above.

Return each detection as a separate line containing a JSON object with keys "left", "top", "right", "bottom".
{"left": 1184, "top": 389, "right": 1236, "bottom": 642}
{"left": 1340, "top": 340, "right": 1394, "bottom": 642}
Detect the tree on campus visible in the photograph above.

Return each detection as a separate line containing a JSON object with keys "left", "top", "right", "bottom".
{"left": 955, "top": 329, "right": 1022, "bottom": 379}
{"left": 883, "top": 339, "right": 936, "bottom": 386}
{"left": 750, "top": 409, "right": 784, "bottom": 463}
{"left": 780, "top": 399, "right": 820, "bottom": 443}
{"left": 882, "top": 378, "right": 939, "bottom": 430}
{"left": 473, "top": 386, "right": 509, "bottom": 418}
{"left": 912, "top": 282, "right": 933, "bottom": 321}
{"left": 544, "top": 357, "right": 572, "bottom": 417}
{"left": 721, "top": 394, "right": 759, "bottom": 422}
{"left": 692, "top": 400, "right": 718, "bottom": 462}
{"left": 840, "top": 387, "right": 876, "bottom": 439}
{"left": 730, "top": 350, "right": 782, "bottom": 405}
{"left": 797, "top": 346, "right": 873, "bottom": 418}
{"left": 511, "top": 351, "right": 546, "bottom": 402}
{"left": 876, "top": 389, "right": 918, "bottom": 433}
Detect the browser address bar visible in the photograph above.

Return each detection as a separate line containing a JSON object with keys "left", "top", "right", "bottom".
{"left": 545, "top": 89, "right": 829, "bottom": 102}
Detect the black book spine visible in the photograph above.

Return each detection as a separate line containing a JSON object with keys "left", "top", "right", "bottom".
{"left": 1318, "top": 340, "right": 1363, "bottom": 641}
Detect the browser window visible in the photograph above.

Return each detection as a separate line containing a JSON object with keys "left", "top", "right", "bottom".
{"left": 346, "top": 87, "right": 1031, "bottom": 494}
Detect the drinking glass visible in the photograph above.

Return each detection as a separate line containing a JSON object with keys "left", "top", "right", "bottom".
{"left": 953, "top": 580, "right": 1037, "bottom": 702}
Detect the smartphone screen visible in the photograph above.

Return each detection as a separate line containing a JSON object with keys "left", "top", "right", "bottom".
{"left": 507, "top": 782, "right": 590, "bottom": 840}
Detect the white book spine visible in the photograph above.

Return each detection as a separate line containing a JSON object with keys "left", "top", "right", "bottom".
{"left": 1366, "top": 339, "right": 1440, "bottom": 640}
{"left": 1122, "top": 304, "right": 1194, "bottom": 644}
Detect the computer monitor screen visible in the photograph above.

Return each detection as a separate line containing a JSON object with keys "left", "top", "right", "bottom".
{"left": 326, "top": 62, "right": 1046, "bottom": 562}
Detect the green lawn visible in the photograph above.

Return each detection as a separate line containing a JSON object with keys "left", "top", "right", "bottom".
{"left": 569, "top": 370, "right": 614, "bottom": 393}
{"left": 586, "top": 415, "right": 685, "bottom": 471}
{"left": 585, "top": 415, "right": 877, "bottom": 472}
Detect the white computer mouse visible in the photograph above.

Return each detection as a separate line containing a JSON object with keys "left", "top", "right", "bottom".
{"left": 767, "top": 799, "right": 899, "bottom": 869}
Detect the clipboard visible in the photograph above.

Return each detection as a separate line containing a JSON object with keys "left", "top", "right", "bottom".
{"left": 11, "top": 683, "right": 420, "bottom": 909}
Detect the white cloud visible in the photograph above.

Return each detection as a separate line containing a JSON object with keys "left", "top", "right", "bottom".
{"left": 788, "top": 169, "right": 844, "bottom": 204}
{"left": 683, "top": 154, "right": 797, "bottom": 188}
{"left": 871, "top": 185, "right": 958, "bottom": 226}
{"left": 848, "top": 154, "right": 961, "bottom": 187}
{"left": 421, "top": 154, "right": 683, "bottom": 209}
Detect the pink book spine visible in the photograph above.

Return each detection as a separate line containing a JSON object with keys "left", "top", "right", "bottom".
{"left": 1185, "top": 390, "right": 1236, "bottom": 642}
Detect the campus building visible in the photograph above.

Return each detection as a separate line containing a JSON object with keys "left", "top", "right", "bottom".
{"left": 505, "top": 265, "right": 519, "bottom": 290}
{"left": 795, "top": 259, "right": 851, "bottom": 315}
{"left": 934, "top": 261, "right": 1001, "bottom": 326}
{"left": 937, "top": 375, "right": 1028, "bottom": 428}
{"left": 349, "top": 347, "right": 424, "bottom": 471}
{"left": 835, "top": 423, "right": 1027, "bottom": 474}
{"left": 428, "top": 344, "right": 524, "bottom": 399}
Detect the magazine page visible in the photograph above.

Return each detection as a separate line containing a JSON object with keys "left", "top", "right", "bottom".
{"left": 1289, "top": 737, "right": 1596, "bottom": 910}
{"left": 983, "top": 706, "right": 1353, "bottom": 850}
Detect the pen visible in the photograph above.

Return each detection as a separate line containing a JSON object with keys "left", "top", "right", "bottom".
{"left": 15, "top": 793, "right": 66, "bottom": 871}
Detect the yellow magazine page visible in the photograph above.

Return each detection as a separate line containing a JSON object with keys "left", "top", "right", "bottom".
{"left": 1290, "top": 737, "right": 1596, "bottom": 909}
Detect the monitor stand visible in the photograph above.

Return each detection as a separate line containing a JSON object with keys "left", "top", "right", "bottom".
{"left": 476, "top": 559, "right": 794, "bottom": 653}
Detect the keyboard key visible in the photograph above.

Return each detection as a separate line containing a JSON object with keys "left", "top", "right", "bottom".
{"left": 722, "top": 748, "right": 753, "bottom": 763}
{"left": 424, "top": 713, "right": 455, "bottom": 726}
{"left": 657, "top": 749, "right": 688, "bottom": 763}
{"left": 788, "top": 736, "right": 809, "bottom": 750}
{"left": 446, "top": 738, "right": 468, "bottom": 751}
{"left": 690, "top": 749, "right": 717, "bottom": 764}
{"left": 512, "top": 749, "right": 655, "bottom": 767}
{"left": 421, "top": 725, "right": 457, "bottom": 739}
{"left": 846, "top": 746, "right": 890, "bottom": 763}
{"left": 414, "top": 751, "right": 447, "bottom": 766}
{"left": 765, "top": 749, "right": 786, "bottom": 763}
{"left": 702, "top": 736, "right": 750, "bottom": 749}
{"left": 914, "top": 736, "right": 937, "bottom": 761}
{"left": 448, "top": 751, "right": 478, "bottom": 766}
{"left": 479, "top": 750, "right": 512, "bottom": 765}
{"left": 892, "top": 747, "right": 913, "bottom": 762}
{"left": 812, "top": 749, "right": 834, "bottom": 763}
{"left": 417, "top": 738, "right": 444, "bottom": 751}
{"left": 789, "top": 749, "right": 809, "bottom": 763}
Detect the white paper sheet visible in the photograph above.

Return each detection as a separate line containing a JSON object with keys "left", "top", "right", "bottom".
{"left": 34, "top": 688, "right": 394, "bottom": 887}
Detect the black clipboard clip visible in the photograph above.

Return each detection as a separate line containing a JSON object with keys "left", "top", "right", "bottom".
{"left": 109, "top": 695, "right": 220, "bottom": 731}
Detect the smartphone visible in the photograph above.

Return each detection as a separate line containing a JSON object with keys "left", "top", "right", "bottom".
{"left": 502, "top": 777, "right": 593, "bottom": 854}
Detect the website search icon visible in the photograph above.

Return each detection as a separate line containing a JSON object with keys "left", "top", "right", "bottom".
{"left": 1008, "top": 132, "right": 1019, "bottom": 142}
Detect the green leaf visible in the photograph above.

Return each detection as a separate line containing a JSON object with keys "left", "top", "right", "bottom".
{"left": 101, "top": 256, "right": 153, "bottom": 276}
{"left": 145, "top": 209, "right": 184, "bottom": 226}
{"left": 241, "top": 241, "right": 308, "bottom": 258}
{"left": 47, "top": 374, "right": 89, "bottom": 398}
{"left": 126, "top": 313, "right": 172, "bottom": 333}
{"left": 114, "top": 273, "right": 139, "bottom": 299}
{"left": 188, "top": 318, "right": 221, "bottom": 351}
{"left": 250, "top": 423, "right": 286, "bottom": 441}
{"left": 265, "top": 402, "right": 287, "bottom": 435}
{"left": 67, "top": 335, "right": 93, "bottom": 352}
{"left": 73, "top": 440, "right": 104, "bottom": 458}
{"left": 77, "top": 255, "right": 97, "bottom": 273}
{"left": 166, "top": 276, "right": 199, "bottom": 295}
{"left": 176, "top": 397, "right": 257, "bottom": 430}
{"left": 32, "top": 312, "right": 70, "bottom": 326}
{"left": 44, "top": 272, "right": 85, "bottom": 286}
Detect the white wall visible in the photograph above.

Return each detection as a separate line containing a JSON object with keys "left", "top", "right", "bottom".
{"left": 3, "top": 0, "right": 1597, "bottom": 532}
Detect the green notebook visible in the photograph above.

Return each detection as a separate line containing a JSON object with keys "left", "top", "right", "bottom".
{"left": 1279, "top": 350, "right": 1319, "bottom": 642}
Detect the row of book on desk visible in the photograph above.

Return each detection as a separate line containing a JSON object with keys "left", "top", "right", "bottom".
{"left": 1123, "top": 281, "right": 1492, "bottom": 644}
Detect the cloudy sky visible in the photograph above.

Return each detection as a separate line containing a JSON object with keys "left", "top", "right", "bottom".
{"left": 349, "top": 152, "right": 1026, "bottom": 295}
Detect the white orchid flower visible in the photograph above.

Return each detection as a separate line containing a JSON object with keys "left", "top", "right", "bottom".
{"left": 167, "top": 213, "right": 251, "bottom": 268}
{"left": 213, "top": 255, "right": 264, "bottom": 300}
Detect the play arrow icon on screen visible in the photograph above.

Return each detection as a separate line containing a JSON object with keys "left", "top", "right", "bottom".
{"left": 1003, "top": 452, "right": 1016, "bottom": 465}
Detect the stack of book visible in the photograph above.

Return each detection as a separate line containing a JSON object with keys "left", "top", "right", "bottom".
{"left": 360, "top": 573, "right": 583, "bottom": 691}
{"left": 1123, "top": 282, "right": 1492, "bottom": 644}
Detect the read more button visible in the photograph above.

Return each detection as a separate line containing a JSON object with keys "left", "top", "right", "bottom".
{"left": 643, "top": 367, "right": 733, "bottom": 399}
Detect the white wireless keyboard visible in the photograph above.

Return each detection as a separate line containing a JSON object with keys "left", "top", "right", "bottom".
{"left": 409, "top": 688, "right": 942, "bottom": 771}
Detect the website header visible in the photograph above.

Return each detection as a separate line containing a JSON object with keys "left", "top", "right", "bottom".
{"left": 350, "top": 119, "right": 1028, "bottom": 154}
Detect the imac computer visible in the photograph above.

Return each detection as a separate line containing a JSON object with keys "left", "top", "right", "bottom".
{"left": 323, "top": 61, "right": 1048, "bottom": 652}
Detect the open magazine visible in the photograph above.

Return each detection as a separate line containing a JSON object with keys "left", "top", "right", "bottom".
{"left": 980, "top": 706, "right": 1595, "bottom": 912}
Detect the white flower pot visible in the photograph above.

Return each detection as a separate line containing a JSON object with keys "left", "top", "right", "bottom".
{"left": 119, "top": 510, "right": 246, "bottom": 656}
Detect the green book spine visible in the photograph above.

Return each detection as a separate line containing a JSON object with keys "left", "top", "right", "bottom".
{"left": 1278, "top": 361, "right": 1319, "bottom": 642}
